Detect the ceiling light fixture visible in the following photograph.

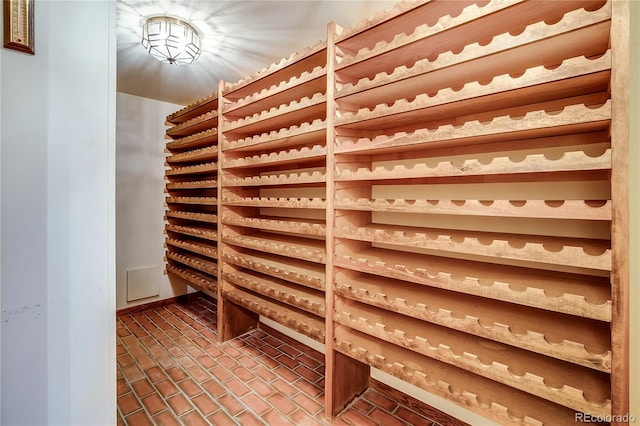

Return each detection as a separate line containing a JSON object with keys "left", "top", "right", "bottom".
{"left": 141, "top": 16, "right": 201, "bottom": 65}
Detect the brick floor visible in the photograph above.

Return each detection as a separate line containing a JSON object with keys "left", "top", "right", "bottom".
{"left": 116, "top": 295, "right": 464, "bottom": 425}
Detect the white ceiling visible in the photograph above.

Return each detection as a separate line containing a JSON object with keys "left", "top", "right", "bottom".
{"left": 117, "top": 0, "right": 396, "bottom": 106}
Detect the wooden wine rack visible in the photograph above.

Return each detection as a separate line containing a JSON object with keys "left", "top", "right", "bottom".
{"left": 217, "top": 42, "right": 329, "bottom": 343}
{"left": 162, "top": 0, "right": 630, "bottom": 423}
{"left": 164, "top": 93, "right": 219, "bottom": 294}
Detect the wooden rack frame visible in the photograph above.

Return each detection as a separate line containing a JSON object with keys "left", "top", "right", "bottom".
{"left": 163, "top": 1, "right": 630, "bottom": 423}
{"left": 164, "top": 93, "right": 220, "bottom": 295}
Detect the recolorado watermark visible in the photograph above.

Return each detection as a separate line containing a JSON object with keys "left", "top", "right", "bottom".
{"left": 575, "top": 413, "right": 636, "bottom": 423}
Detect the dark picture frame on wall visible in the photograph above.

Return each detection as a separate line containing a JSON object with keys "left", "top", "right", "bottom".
{"left": 3, "top": 0, "right": 35, "bottom": 55}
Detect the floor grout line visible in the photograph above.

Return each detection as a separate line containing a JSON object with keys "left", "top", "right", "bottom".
{"left": 117, "top": 295, "right": 462, "bottom": 426}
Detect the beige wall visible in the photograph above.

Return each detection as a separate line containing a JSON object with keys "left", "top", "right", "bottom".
{"left": 116, "top": 92, "right": 194, "bottom": 310}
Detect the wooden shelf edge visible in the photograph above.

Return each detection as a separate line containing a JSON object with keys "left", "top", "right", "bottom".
{"left": 222, "top": 287, "right": 325, "bottom": 343}
{"left": 166, "top": 238, "right": 218, "bottom": 260}
{"left": 222, "top": 270, "right": 325, "bottom": 317}
{"left": 222, "top": 119, "right": 326, "bottom": 152}
{"left": 223, "top": 251, "right": 325, "bottom": 291}
{"left": 334, "top": 303, "right": 611, "bottom": 415}
{"left": 166, "top": 92, "right": 218, "bottom": 124}
{"left": 166, "top": 251, "right": 218, "bottom": 276}
{"left": 222, "top": 197, "right": 326, "bottom": 209}
{"left": 335, "top": 224, "right": 611, "bottom": 271}
{"left": 223, "top": 40, "right": 328, "bottom": 96}
{"left": 334, "top": 327, "right": 583, "bottom": 426}
{"left": 166, "top": 224, "right": 218, "bottom": 242}
{"left": 221, "top": 233, "right": 326, "bottom": 264}
{"left": 335, "top": 198, "right": 611, "bottom": 221}
{"left": 167, "top": 264, "right": 217, "bottom": 293}
{"left": 222, "top": 216, "right": 326, "bottom": 237}
{"left": 334, "top": 248, "right": 611, "bottom": 322}
{"left": 165, "top": 162, "right": 218, "bottom": 176}
{"left": 166, "top": 128, "right": 218, "bottom": 151}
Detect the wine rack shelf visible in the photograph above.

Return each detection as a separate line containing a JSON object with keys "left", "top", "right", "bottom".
{"left": 334, "top": 299, "right": 610, "bottom": 415}
{"left": 327, "top": 0, "right": 622, "bottom": 423}
{"left": 222, "top": 119, "right": 326, "bottom": 152}
{"left": 221, "top": 233, "right": 325, "bottom": 265}
{"left": 166, "top": 179, "right": 217, "bottom": 190}
{"left": 165, "top": 211, "right": 217, "bottom": 224}
{"left": 222, "top": 286, "right": 325, "bottom": 343}
{"left": 166, "top": 145, "right": 218, "bottom": 164}
{"left": 160, "top": 0, "right": 629, "bottom": 423}
{"left": 334, "top": 248, "right": 611, "bottom": 322}
{"left": 218, "top": 39, "right": 330, "bottom": 344}
{"left": 166, "top": 92, "right": 218, "bottom": 124}
{"left": 333, "top": 326, "right": 581, "bottom": 425}
{"left": 164, "top": 93, "right": 220, "bottom": 295}
{"left": 166, "top": 128, "right": 218, "bottom": 151}
{"left": 334, "top": 198, "right": 611, "bottom": 220}
{"left": 165, "top": 238, "right": 218, "bottom": 260}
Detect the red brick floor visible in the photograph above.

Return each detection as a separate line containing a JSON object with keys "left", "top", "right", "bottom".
{"left": 117, "top": 294, "right": 464, "bottom": 425}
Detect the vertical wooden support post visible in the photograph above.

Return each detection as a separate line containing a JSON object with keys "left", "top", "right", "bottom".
{"left": 217, "top": 78, "right": 259, "bottom": 342}
{"left": 610, "top": 1, "right": 630, "bottom": 423}
{"left": 324, "top": 21, "right": 370, "bottom": 419}
{"left": 219, "top": 298, "right": 259, "bottom": 341}
{"left": 330, "top": 351, "right": 370, "bottom": 415}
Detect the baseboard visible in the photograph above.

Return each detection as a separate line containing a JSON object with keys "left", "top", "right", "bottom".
{"left": 116, "top": 293, "right": 192, "bottom": 317}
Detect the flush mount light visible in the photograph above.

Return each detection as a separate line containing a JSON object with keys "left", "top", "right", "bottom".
{"left": 141, "top": 16, "right": 201, "bottom": 65}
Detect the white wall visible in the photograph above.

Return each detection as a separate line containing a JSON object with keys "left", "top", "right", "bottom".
{"left": 116, "top": 92, "right": 191, "bottom": 310}
{"left": 0, "top": 1, "right": 116, "bottom": 425}
{"left": 1, "top": 2, "right": 52, "bottom": 422}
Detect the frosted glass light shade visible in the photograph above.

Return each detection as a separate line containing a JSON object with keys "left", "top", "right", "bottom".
{"left": 141, "top": 17, "right": 201, "bottom": 65}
